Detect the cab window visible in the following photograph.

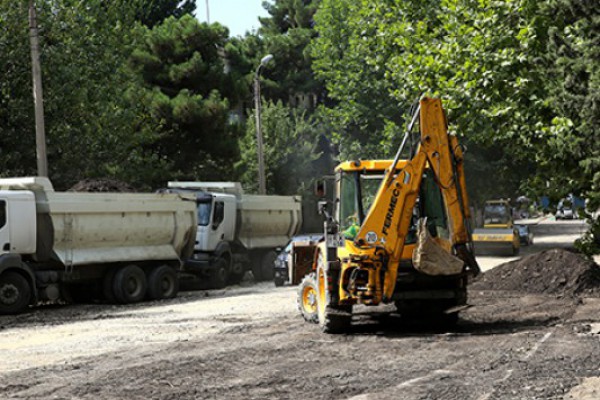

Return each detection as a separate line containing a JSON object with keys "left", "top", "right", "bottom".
{"left": 212, "top": 201, "right": 225, "bottom": 229}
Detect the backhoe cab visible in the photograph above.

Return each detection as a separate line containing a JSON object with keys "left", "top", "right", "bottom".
{"left": 297, "top": 98, "right": 480, "bottom": 333}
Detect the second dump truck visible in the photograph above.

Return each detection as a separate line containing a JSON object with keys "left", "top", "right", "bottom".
{"left": 166, "top": 182, "right": 302, "bottom": 288}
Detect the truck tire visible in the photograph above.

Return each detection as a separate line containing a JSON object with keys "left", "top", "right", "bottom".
{"left": 0, "top": 272, "right": 32, "bottom": 314}
{"left": 297, "top": 272, "right": 318, "bottom": 323}
{"left": 147, "top": 265, "right": 179, "bottom": 300}
{"left": 113, "top": 265, "right": 147, "bottom": 304}
{"left": 210, "top": 259, "right": 229, "bottom": 289}
{"left": 227, "top": 262, "right": 245, "bottom": 285}
{"left": 316, "top": 259, "right": 351, "bottom": 334}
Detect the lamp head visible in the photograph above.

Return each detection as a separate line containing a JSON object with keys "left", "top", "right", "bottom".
{"left": 260, "top": 54, "right": 274, "bottom": 66}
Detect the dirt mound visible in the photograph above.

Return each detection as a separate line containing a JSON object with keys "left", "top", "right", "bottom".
{"left": 470, "top": 249, "right": 600, "bottom": 297}
{"left": 69, "top": 178, "right": 136, "bottom": 193}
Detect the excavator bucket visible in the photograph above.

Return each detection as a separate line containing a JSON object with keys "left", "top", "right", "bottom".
{"left": 413, "top": 219, "right": 464, "bottom": 275}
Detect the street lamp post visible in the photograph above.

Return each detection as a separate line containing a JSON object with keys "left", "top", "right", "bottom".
{"left": 254, "top": 54, "right": 273, "bottom": 195}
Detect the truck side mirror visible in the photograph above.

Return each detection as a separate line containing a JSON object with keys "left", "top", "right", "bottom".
{"left": 318, "top": 200, "right": 328, "bottom": 216}
{"left": 212, "top": 201, "right": 225, "bottom": 230}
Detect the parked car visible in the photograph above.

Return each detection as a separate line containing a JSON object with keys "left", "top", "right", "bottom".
{"left": 556, "top": 207, "right": 575, "bottom": 220}
{"left": 273, "top": 234, "right": 323, "bottom": 286}
{"left": 516, "top": 224, "right": 534, "bottom": 246}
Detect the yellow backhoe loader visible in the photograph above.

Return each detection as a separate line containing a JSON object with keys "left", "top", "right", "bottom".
{"left": 472, "top": 199, "right": 520, "bottom": 256}
{"left": 297, "top": 97, "right": 480, "bottom": 333}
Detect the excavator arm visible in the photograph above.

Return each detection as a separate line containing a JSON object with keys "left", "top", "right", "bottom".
{"left": 354, "top": 98, "right": 477, "bottom": 301}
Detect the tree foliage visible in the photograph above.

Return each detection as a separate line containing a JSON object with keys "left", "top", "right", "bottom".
{"left": 258, "top": 0, "right": 324, "bottom": 109}
{"left": 541, "top": 0, "right": 599, "bottom": 206}
{"left": 312, "top": 0, "right": 555, "bottom": 204}
{"left": 0, "top": 1, "right": 166, "bottom": 189}
{"left": 238, "top": 100, "right": 323, "bottom": 195}
{"left": 129, "top": 15, "right": 243, "bottom": 182}
{"left": 127, "top": 0, "right": 196, "bottom": 28}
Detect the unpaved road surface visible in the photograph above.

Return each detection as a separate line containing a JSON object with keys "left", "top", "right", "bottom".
{"left": 1, "top": 220, "right": 598, "bottom": 400}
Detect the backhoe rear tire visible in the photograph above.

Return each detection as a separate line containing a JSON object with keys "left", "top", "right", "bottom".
{"left": 297, "top": 273, "right": 318, "bottom": 323}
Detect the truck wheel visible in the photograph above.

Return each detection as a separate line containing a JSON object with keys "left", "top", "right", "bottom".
{"left": 147, "top": 266, "right": 179, "bottom": 300}
{"left": 0, "top": 272, "right": 32, "bottom": 314}
{"left": 113, "top": 265, "right": 147, "bottom": 304}
{"left": 297, "top": 272, "right": 318, "bottom": 323}
{"left": 227, "top": 262, "right": 245, "bottom": 285}
{"left": 274, "top": 276, "right": 285, "bottom": 287}
{"left": 317, "top": 261, "right": 351, "bottom": 334}
{"left": 210, "top": 259, "right": 228, "bottom": 289}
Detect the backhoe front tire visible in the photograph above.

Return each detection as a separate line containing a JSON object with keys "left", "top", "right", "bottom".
{"left": 317, "top": 261, "right": 351, "bottom": 334}
{"left": 297, "top": 273, "right": 318, "bottom": 323}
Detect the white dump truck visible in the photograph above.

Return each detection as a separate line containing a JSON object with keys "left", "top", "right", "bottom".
{"left": 165, "top": 182, "right": 302, "bottom": 288}
{"left": 0, "top": 177, "right": 197, "bottom": 314}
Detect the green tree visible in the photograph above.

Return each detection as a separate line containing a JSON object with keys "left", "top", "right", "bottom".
{"left": 0, "top": 1, "right": 165, "bottom": 189}
{"left": 238, "top": 100, "right": 323, "bottom": 195}
{"left": 127, "top": 0, "right": 196, "bottom": 27}
{"left": 129, "top": 15, "right": 242, "bottom": 182}
{"left": 0, "top": 3, "right": 36, "bottom": 177}
{"left": 540, "top": 0, "right": 599, "bottom": 253}
{"left": 312, "top": 0, "right": 550, "bottom": 204}
{"left": 541, "top": 0, "right": 599, "bottom": 205}
{"left": 257, "top": 0, "right": 324, "bottom": 109}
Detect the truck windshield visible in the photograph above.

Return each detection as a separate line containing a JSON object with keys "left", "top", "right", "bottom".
{"left": 197, "top": 200, "right": 212, "bottom": 226}
{"left": 339, "top": 172, "right": 383, "bottom": 232}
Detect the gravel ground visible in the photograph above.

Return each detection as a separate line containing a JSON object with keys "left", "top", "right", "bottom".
{"left": 0, "top": 220, "right": 598, "bottom": 400}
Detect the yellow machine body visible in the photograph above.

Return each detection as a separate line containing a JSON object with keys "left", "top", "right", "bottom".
{"left": 297, "top": 98, "right": 480, "bottom": 333}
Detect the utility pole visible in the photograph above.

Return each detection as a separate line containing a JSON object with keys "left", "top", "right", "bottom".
{"left": 28, "top": 0, "right": 48, "bottom": 177}
{"left": 205, "top": 0, "right": 210, "bottom": 23}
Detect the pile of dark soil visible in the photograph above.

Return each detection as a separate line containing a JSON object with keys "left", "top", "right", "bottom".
{"left": 470, "top": 249, "right": 600, "bottom": 297}
{"left": 69, "top": 178, "right": 136, "bottom": 193}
